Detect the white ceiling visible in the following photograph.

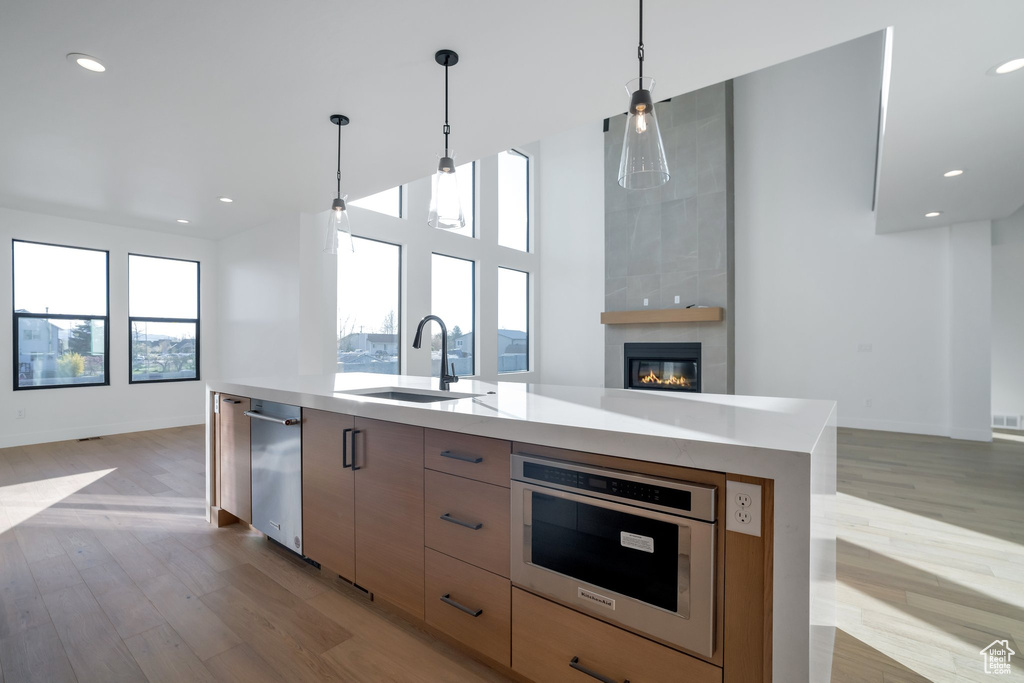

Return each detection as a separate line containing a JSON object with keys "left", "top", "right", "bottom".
{"left": 875, "top": 1, "right": 1024, "bottom": 234}
{"left": 0, "top": 0, "right": 978, "bottom": 240}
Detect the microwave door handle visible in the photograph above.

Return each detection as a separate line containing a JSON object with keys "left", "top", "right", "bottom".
{"left": 569, "top": 657, "right": 629, "bottom": 683}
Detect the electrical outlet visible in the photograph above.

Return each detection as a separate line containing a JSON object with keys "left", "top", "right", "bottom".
{"left": 726, "top": 481, "right": 762, "bottom": 536}
{"left": 16, "top": 408, "right": 26, "bottom": 419}
{"left": 858, "top": 343, "right": 873, "bottom": 352}
{"left": 865, "top": 398, "right": 873, "bottom": 408}
{"left": 643, "top": 298, "right": 649, "bottom": 307}
{"left": 674, "top": 295, "right": 680, "bottom": 304}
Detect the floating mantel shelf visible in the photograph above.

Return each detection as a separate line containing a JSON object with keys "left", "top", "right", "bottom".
{"left": 600, "top": 307, "right": 724, "bottom": 325}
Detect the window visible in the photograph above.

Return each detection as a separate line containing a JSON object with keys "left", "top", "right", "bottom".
{"left": 498, "top": 268, "right": 529, "bottom": 373}
{"left": 498, "top": 150, "right": 529, "bottom": 251}
{"left": 338, "top": 236, "right": 401, "bottom": 374}
{"left": 431, "top": 253, "right": 475, "bottom": 376}
{"left": 129, "top": 254, "right": 200, "bottom": 383}
{"left": 13, "top": 240, "right": 109, "bottom": 390}
{"left": 350, "top": 186, "right": 403, "bottom": 218}
{"left": 441, "top": 161, "right": 476, "bottom": 238}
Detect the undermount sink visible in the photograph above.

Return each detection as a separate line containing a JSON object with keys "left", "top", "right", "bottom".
{"left": 337, "top": 387, "right": 481, "bottom": 403}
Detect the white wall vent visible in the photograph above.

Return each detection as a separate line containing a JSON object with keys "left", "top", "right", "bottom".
{"left": 992, "top": 414, "right": 1021, "bottom": 429}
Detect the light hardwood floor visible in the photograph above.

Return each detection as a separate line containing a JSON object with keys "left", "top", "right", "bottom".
{"left": 0, "top": 425, "right": 1020, "bottom": 682}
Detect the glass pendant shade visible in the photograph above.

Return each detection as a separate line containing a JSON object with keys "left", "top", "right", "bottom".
{"left": 618, "top": 77, "right": 670, "bottom": 190}
{"left": 428, "top": 153, "right": 465, "bottom": 229}
{"left": 324, "top": 196, "right": 353, "bottom": 254}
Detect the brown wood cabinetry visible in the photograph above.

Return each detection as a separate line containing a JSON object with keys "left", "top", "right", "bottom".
{"left": 425, "top": 548, "right": 511, "bottom": 667}
{"left": 301, "top": 408, "right": 356, "bottom": 581}
{"left": 218, "top": 394, "right": 251, "bottom": 523}
{"left": 512, "top": 588, "right": 722, "bottom": 683}
{"left": 424, "top": 429, "right": 511, "bottom": 488}
{"left": 424, "top": 470, "right": 510, "bottom": 578}
{"left": 352, "top": 417, "right": 425, "bottom": 619}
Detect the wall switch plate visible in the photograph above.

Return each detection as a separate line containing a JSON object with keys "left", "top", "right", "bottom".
{"left": 726, "top": 481, "right": 762, "bottom": 536}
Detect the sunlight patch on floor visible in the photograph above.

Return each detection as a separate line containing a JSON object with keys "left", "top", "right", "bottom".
{"left": 0, "top": 468, "right": 115, "bottom": 528}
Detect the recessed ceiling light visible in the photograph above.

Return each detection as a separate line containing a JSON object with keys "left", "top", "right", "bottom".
{"left": 176, "top": 219, "right": 190, "bottom": 224}
{"left": 943, "top": 169, "right": 964, "bottom": 177}
{"left": 988, "top": 58, "right": 1024, "bottom": 75}
{"left": 925, "top": 211, "right": 942, "bottom": 218}
{"left": 218, "top": 197, "right": 233, "bottom": 203}
{"left": 66, "top": 53, "right": 105, "bottom": 72}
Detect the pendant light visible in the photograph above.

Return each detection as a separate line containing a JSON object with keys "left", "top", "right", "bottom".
{"left": 324, "top": 113, "right": 354, "bottom": 254}
{"left": 618, "top": 0, "right": 670, "bottom": 190}
{"left": 428, "top": 49, "right": 466, "bottom": 230}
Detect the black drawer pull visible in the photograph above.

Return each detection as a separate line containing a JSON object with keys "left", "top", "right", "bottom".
{"left": 342, "top": 428, "right": 352, "bottom": 468}
{"left": 440, "top": 513, "right": 482, "bottom": 530}
{"left": 439, "top": 450, "right": 483, "bottom": 464}
{"left": 350, "top": 429, "right": 362, "bottom": 470}
{"left": 440, "top": 593, "right": 482, "bottom": 617}
{"left": 569, "top": 657, "right": 628, "bottom": 683}
{"left": 222, "top": 398, "right": 241, "bottom": 404}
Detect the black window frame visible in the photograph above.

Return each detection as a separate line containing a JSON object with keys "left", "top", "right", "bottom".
{"left": 337, "top": 235, "right": 403, "bottom": 374}
{"left": 12, "top": 239, "right": 110, "bottom": 391}
{"left": 127, "top": 253, "right": 201, "bottom": 385}
{"left": 498, "top": 148, "right": 530, "bottom": 252}
{"left": 497, "top": 266, "right": 530, "bottom": 375}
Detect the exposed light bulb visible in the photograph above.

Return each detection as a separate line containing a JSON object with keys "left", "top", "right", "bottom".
{"left": 635, "top": 109, "right": 648, "bottom": 134}
{"left": 324, "top": 196, "right": 353, "bottom": 254}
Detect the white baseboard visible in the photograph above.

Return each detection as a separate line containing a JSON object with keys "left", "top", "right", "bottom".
{"left": 839, "top": 416, "right": 993, "bottom": 442}
{"left": 948, "top": 427, "right": 994, "bottom": 442}
{"left": 0, "top": 415, "right": 205, "bottom": 449}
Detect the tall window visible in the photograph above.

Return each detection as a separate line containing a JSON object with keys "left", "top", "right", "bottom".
{"left": 443, "top": 161, "right": 475, "bottom": 239}
{"left": 498, "top": 268, "right": 529, "bottom": 373}
{"left": 128, "top": 254, "right": 200, "bottom": 383}
{"left": 431, "top": 253, "right": 475, "bottom": 376}
{"left": 350, "top": 186, "right": 403, "bottom": 218}
{"left": 498, "top": 150, "right": 529, "bottom": 251}
{"left": 338, "top": 236, "right": 401, "bottom": 374}
{"left": 13, "top": 240, "right": 109, "bottom": 390}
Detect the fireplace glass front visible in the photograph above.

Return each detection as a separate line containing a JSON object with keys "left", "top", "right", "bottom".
{"left": 623, "top": 343, "right": 701, "bottom": 393}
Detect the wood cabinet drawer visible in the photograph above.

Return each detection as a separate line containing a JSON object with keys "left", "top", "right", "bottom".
{"left": 512, "top": 588, "right": 722, "bottom": 683}
{"left": 425, "top": 470, "right": 510, "bottom": 578}
{"left": 425, "top": 549, "right": 510, "bottom": 667}
{"left": 424, "top": 429, "right": 510, "bottom": 488}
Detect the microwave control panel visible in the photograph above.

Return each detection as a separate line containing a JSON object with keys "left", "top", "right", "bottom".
{"left": 523, "top": 461, "right": 693, "bottom": 512}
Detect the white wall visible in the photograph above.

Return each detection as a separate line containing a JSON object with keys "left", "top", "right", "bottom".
{"left": 0, "top": 207, "right": 218, "bottom": 447}
{"left": 536, "top": 122, "right": 605, "bottom": 387}
{"left": 733, "top": 33, "right": 993, "bottom": 440}
{"left": 949, "top": 221, "right": 992, "bottom": 440}
{"left": 992, "top": 205, "right": 1024, "bottom": 423}
{"left": 216, "top": 214, "right": 301, "bottom": 379}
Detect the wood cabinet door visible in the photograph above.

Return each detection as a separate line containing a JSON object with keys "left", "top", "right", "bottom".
{"left": 353, "top": 417, "right": 425, "bottom": 619}
{"left": 302, "top": 408, "right": 356, "bottom": 581}
{"left": 219, "top": 395, "right": 251, "bottom": 523}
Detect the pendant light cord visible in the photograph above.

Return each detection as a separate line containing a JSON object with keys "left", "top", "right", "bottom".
{"left": 443, "top": 56, "right": 451, "bottom": 156}
{"left": 336, "top": 118, "right": 342, "bottom": 199}
{"left": 638, "top": 0, "right": 645, "bottom": 80}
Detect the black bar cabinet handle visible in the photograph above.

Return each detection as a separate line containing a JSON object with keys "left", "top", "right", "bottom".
{"left": 222, "top": 398, "right": 241, "bottom": 404}
{"left": 350, "top": 429, "right": 361, "bottom": 470}
{"left": 440, "top": 593, "right": 482, "bottom": 617}
{"left": 440, "top": 513, "right": 482, "bottom": 530}
{"left": 439, "top": 450, "right": 483, "bottom": 464}
{"left": 342, "top": 428, "right": 352, "bottom": 469}
{"left": 569, "top": 657, "right": 628, "bottom": 683}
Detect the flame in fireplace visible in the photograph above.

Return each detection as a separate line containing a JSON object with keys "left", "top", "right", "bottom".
{"left": 640, "top": 370, "right": 690, "bottom": 387}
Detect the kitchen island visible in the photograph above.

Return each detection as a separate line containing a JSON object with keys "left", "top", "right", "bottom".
{"left": 205, "top": 373, "right": 836, "bottom": 683}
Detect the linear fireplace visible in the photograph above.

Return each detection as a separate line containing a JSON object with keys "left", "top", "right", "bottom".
{"left": 623, "top": 342, "right": 702, "bottom": 393}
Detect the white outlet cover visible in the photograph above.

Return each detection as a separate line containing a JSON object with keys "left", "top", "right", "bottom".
{"left": 726, "top": 480, "right": 762, "bottom": 536}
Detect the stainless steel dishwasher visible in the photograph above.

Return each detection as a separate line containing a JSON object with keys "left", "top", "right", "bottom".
{"left": 246, "top": 399, "right": 303, "bottom": 554}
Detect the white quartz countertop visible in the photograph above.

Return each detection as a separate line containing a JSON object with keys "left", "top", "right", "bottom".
{"left": 208, "top": 373, "right": 836, "bottom": 467}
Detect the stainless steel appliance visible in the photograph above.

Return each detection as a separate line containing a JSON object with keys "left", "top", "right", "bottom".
{"left": 247, "top": 400, "right": 303, "bottom": 554}
{"left": 511, "top": 454, "right": 718, "bottom": 657}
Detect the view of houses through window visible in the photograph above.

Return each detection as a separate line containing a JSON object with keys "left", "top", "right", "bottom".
{"left": 498, "top": 267, "right": 528, "bottom": 373}
{"left": 128, "top": 254, "right": 200, "bottom": 382}
{"left": 431, "top": 253, "right": 475, "bottom": 376}
{"left": 337, "top": 236, "right": 401, "bottom": 374}
{"left": 13, "top": 240, "right": 109, "bottom": 389}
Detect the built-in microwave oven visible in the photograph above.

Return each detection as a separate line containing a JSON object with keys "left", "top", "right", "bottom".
{"left": 511, "top": 454, "right": 717, "bottom": 658}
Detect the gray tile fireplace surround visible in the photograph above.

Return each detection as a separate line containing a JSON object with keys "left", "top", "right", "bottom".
{"left": 604, "top": 81, "right": 735, "bottom": 394}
